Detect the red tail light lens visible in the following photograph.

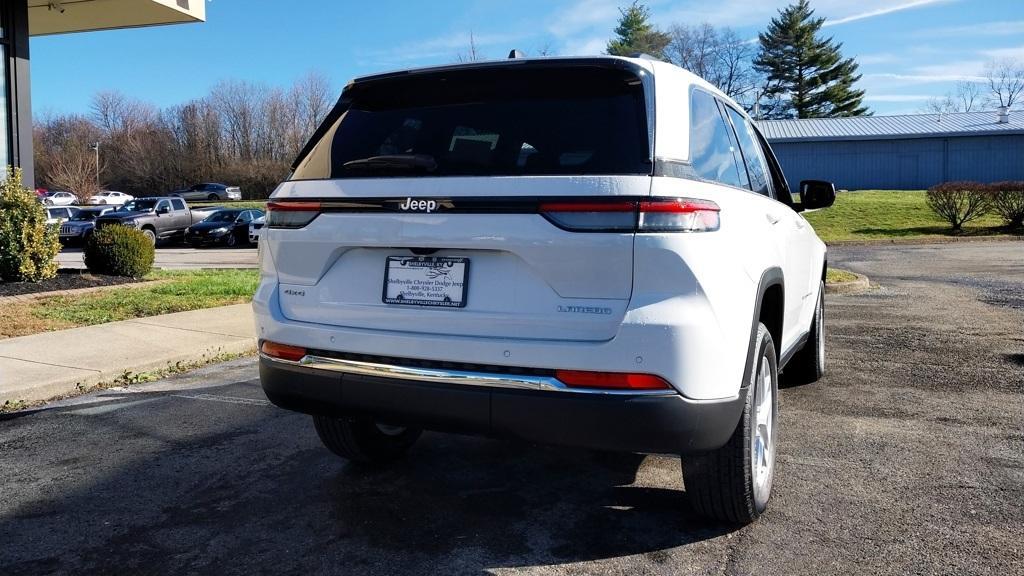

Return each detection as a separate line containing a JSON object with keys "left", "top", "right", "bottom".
{"left": 539, "top": 198, "right": 719, "bottom": 233}
{"left": 267, "top": 201, "right": 321, "bottom": 229}
{"left": 638, "top": 198, "right": 720, "bottom": 232}
{"left": 555, "top": 370, "right": 671, "bottom": 390}
{"left": 538, "top": 200, "right": 636, "bottom": 232}
{"left": 260, "top": 340, "right": 307, "bottom": 362}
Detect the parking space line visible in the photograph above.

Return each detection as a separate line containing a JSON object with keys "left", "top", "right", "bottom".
{"left": 171, "top": 393, "right": 270, "bottom": 406}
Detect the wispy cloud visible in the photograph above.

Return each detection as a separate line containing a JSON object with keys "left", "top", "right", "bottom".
{"left": 863, "top": 94, "right": 934, "bottom": 102}
{"left": 857, "top": 53, "right": 900, "bottom": 65}
{"left": 983, "top": 45, "right": 1024, "bottom": 62}
{"left": 823, "top": 0, "right": 955, "bottom": 27}
{"left": 357, "top": 31, "right": 533, "bottom": 67}
{"left": 912, "top": 19, "right": 1024, "bottom": 37}
{"left": 547, "top": 0, "right": 621, "bottom": 38}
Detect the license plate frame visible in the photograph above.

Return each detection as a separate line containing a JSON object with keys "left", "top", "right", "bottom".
{"left": 382, "top": 256, "right": 469, "bottom": 308}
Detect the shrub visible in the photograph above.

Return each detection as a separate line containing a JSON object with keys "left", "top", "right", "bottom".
{"left": 84, "top": 225, "right": 155, "bottom": 277}
{"left": 0, "top": 167, "right": 61, "bottom": 282}
{"left": 986, "top": 181, "right": 1024, "bottom": 230}
{"left": 926, "top": 182, "right": 990, "bottom": 232}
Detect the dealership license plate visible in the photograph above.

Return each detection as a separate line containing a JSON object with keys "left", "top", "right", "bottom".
{"left": 383, "top": 256, "right": 469, "bottom": 308}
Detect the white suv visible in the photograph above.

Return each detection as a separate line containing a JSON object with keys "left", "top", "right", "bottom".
{"left": 254, "top": 56, "right": 834, "bottom": 524}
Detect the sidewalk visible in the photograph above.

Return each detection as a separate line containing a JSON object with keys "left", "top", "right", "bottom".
{"left": 0, "top": 304, "right": 256, "bottom": 405}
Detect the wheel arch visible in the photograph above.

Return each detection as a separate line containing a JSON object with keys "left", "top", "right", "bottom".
{"left": 743, "top": 267, "right": 784, "bottom": 389}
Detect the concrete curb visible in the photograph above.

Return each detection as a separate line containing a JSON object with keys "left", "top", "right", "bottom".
{"left": 0, "top": 304, "right": 256, "bottom": 407}
{"left": 827, "top": 235, "right": 1024, "bottom": 247}
{"left": 826, "top": 272, "right": 871, "bottom": 295}
{"left": 1, "top": 340, "right": 256, "bottom": 407}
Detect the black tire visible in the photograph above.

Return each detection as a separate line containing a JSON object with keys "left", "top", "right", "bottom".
{"left": 141, "top": 228, "right": 157, "bottom": 245}
{"left": 783, "top": 281, "right": 825, "bottom": 386}
{"left": 313, "top": 416, "right": 421, "bottom": 464}
{"left": 225, "top": 233, "right": 237, "bottom": 248}
{"left": 207, "top": 193, "right": 219, "bottom": 201}
{"left": 683, "top": 323, "right": 778, "bottom": 524}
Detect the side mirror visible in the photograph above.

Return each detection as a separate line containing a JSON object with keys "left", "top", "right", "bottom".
{"left": 799, "top": 180, "right": 836, "bottom": 210}
{"left": 156, "top": 206, "right": 170, "bottom": 215}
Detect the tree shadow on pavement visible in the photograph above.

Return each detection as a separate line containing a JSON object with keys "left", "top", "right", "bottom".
{"left": 0, "top": 381, "right": 738, "bottom": 575}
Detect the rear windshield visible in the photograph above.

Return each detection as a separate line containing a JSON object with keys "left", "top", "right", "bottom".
{"left": 291, "top": 65, "right": 651, "bottom": 180}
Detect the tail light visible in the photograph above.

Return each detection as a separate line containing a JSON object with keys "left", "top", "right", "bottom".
{"left": 638, "top": 198, "right": 720, "bottom": 232}
{"left": 539, "top": 198, "right": 719, "bottom": 233}
{"left": 555, "top": 370, "right": 671, "bottom": 390}
{"left": 260, "top": 340, "right": 307, "bottom": 362}
{"left": 267, "top": 200, "right": 321, "bottom": 229}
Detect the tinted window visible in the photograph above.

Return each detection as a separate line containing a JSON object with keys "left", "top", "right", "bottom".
{"left": 724, "top": 106, "right": 772, "bottom": 196}
{"left": 171, "top": 198, "right": 185, "bottom": 210}
{"left": 122, "top": 200, "right": 158, "bottom": 212}
{"left": 689, "top": 90, "right": 747, "bottom": 189}
{"left": 204, "top": 210, "right": 241, "bottom": 223}
{"left": 292, "top": 65, "right": 651, "bottom": 180}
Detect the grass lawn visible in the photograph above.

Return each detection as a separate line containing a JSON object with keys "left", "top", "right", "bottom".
{"left": 826, "top": 268, "right": 858, "bottom": 283}
{"left": 1, "top": 269, "right": 258, "bottom": 339}
{"left": 802, "top": 190, "right": 1011, "bottom": 243}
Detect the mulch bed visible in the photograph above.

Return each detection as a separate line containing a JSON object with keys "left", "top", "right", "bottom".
{"left": 0, "top": 269, "right": 143, "bottom": 298}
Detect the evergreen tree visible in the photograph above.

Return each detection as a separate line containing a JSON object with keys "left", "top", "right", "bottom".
{"left": 606, "top": 2, "right": 670, "bottom": 59}
{"left": 754, "top": 0, "right": 868, "bottom": 118}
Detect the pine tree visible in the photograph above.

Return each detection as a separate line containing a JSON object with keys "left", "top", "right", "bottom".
{"left": 606, "top": 2, "right": 670, "bottom": 59}
{"left": 754, "top": 0, "right": 868, "bottom": 118}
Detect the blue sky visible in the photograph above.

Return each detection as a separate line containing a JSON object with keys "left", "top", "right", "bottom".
{"left": 30, "top": 0, "right": 1024, "bottom": 117}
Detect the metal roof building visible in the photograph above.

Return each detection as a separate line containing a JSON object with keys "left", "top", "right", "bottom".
{"left": 757, "top": 109, "right": 1024, "bottom": 190}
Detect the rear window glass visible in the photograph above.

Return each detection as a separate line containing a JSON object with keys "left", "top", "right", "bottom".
{"left": 291, "top": 65, "right": 651, "bottom": 179}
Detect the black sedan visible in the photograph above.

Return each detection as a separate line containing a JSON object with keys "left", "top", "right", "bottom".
{"left": 184, "top": 209, "right": 264, "bottom": 248}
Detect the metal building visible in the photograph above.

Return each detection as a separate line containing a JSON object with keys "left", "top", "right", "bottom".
{"left": 758, "top": 109, "right": 1024, "bottom": 191}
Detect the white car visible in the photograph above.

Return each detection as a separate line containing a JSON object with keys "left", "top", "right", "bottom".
{"left": 254, "top": 56, "right": 834, "bottom": 525}
{"left": 248, "top": 215, "right": 265, "bottom": 244}
{"left": 41, "top": 191, "right": 78, "bottom": 206}
{"left": 45, "top": 205, "right": 80, "bottom": 226}
{"left": 89, "top": 191, "right": 133, "bottom": 206}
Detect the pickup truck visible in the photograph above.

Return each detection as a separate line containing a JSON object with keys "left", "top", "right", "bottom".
{"left": 94, "top": 197, "right": 220, "bottom": 245}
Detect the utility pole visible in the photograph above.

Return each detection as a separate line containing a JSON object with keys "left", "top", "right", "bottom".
{"left": 89, "top": 142, "right": 100, "bottom": 187}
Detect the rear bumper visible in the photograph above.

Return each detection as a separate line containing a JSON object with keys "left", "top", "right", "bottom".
{"left": 259, "top": 354, "right": 745, "bottom": 454}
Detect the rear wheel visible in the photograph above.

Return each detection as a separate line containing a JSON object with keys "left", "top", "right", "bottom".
{"left": 313, "top": 416, "right": 421, "bottom": 464}
{"left": 207, "top": 193, "right": 219, "bottom": 201}
{"left": 683, "top": 323, "right": 778, "bottom": 524}
{"left": 783, "top": 281, "right": 825, "bottom": 386}
{"left": 225, "top": 233, "right": 237, "bottom": 248}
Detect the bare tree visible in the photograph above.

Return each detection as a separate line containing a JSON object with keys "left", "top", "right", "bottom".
{"left": 921, "top": 81, "right": 983, "bottom": 115}
{"left": 34, "top": 114, "right": 105, "bottom": 199}
{"left": 666, "top": 24, "right": 761, "bottom": 105}
{"left": 985, "top": 58, "right": 1024, "bottom": 108}
{"left": 456, "top": 31, "right": 485, "bottom": 62}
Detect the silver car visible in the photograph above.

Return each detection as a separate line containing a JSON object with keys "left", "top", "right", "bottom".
{"left": 171, "top": 183, "right": 242, "bottom": 202}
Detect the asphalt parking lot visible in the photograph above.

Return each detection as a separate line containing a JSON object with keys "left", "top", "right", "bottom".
{"left": 57, "top": 245, "right": 258, "bottom": 269}
{"left": 2, "top": 241, "right": 1021, "bottom": 575}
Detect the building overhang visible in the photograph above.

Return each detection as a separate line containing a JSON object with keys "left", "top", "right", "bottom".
{"left": 28, "top": 0, "right": 205, "bottom": 36}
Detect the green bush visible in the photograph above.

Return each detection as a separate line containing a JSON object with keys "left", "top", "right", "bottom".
{"left": 987, "top": 181, "right": 1024, "bottom": 230}
{"left": 0, "top": 167, "right": 61, "bottom": 282}
{"left": 84, "top": 225, "right": 155, "bottom": 277}
{"left": 926, "top": 182, "right": 990, "bottom": 231}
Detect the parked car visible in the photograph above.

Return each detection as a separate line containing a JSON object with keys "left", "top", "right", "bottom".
{"left": 45, "top": 205, "right": 80, "bottom": 226}
{"left": 171, "top": 183, "right": 242, "bottom": 201}
{"left": 95, "top": 197, "right": 201, "bottom": 245}
{"left": 185, "top": 208, "right": 264, "bottom": 248}
{"left": 41, "top": 191, "right": 78, "bottom": 206}
{"left": 58, "top": 206, "right": 117, "bottom": 244}
{"left": 255, "top": 56, "right": 836, "bottom": 525}
{"left": 248, "top": 215, "right": 265, "bottom": 244}
{"left": 88, "top": 191, "right": 133, "bottom": 206}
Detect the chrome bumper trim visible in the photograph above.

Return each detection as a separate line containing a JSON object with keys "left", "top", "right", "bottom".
{"left": 260, "top": 353, "right": 676, "bottom": 397}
